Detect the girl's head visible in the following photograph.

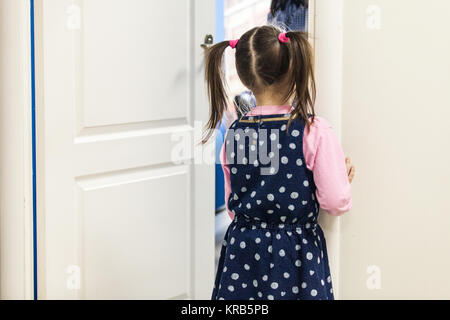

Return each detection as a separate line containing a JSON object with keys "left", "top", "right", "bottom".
{"left": 203, "top": 25, "right": 316, "bottom": 143}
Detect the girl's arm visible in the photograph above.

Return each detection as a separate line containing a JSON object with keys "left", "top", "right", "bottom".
{"left": 303, "top": 117, "right": 352, "bottom": 216}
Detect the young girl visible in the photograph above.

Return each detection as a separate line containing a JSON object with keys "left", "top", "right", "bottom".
{"left": 204, "top": 25, "right": 355, "bottom": 300}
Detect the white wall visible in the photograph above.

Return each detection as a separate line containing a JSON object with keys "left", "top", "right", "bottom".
{"left": 0, "top": 0, "right": 34, "bottom": 299}
{"left": 340, "top": 0, "right": 450, "bottom": 299}
{"left": 313, "top": 0, "right": 344, "bottom": 299}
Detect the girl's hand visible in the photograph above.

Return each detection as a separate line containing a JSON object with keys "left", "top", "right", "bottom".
{"left": 346, "top": 157, "right": 355, "bottom": 183}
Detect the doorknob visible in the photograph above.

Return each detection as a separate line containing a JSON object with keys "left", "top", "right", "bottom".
{"left": 201, "top": 34, "right": 214, "bottom": 49}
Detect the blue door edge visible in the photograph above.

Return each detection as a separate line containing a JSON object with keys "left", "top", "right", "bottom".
{"left": 30, "top": 0, "right": 38, "bottom": 300}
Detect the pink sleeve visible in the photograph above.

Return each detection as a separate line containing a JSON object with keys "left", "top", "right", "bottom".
{"left": 303, "top": 117, "right": 352, "bottom": 216}
{"left": 221, "top": 140, "right": 234, "bottom": 220}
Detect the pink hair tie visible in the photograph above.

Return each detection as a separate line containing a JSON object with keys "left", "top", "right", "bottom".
{"left": 278, "top": 32, "right": 290, "bottom": 43}
{"left": 229, "top": 39, "right": 239, "bottom": 49}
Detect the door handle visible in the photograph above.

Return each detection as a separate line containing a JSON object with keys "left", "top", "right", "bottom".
{"left": 200, "top": 34, "right": 214, "bottom": 49}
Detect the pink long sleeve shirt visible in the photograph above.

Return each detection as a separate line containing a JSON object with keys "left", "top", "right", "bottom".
{"left": 221, "top": 105, "right": 352, "bottom": 219}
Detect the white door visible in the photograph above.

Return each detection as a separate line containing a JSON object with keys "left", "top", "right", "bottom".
{"left": 35, "top": 0, "right": 215, "bottom": 299}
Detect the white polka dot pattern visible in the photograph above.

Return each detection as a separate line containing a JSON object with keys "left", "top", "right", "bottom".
{"left": 212, "top": 115, "right": 334, "bottom": 301}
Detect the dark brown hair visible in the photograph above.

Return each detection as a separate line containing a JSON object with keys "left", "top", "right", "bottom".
{"left": 270, "top": 0, "right": 309, "bottom": 16}
{"left": 203, "top": 25, "right": 316, "bottom": 143}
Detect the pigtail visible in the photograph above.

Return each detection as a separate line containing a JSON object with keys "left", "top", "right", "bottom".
{"left": 203, "top": 41, "right": 230, "bottom": 144}
{"left": 285, "top": 31, "right": 316, "bottom": 132}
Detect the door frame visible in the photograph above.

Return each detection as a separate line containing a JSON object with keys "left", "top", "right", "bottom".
{"left": 310, "top": 0, "right": 344, "bottom": 299}
{"left": 0, "top": 0, "right": 35, "bottom": 300}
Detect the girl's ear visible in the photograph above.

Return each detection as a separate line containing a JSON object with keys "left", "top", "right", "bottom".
{"left": 203, "top": 40, "right": 230, "bottom": 144}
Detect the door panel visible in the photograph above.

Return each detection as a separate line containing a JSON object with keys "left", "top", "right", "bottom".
{"left": 36, "top": 0, "right": 215, "bottom": 299}
{"left": 81, "top": 0, "right": 189, "bottom": 127}
{"left": 79, "top": 166, "right": 190, "bottom": 299}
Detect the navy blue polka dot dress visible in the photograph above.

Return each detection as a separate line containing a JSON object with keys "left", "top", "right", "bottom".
{"left": 211, "top": 112, "right": 334, "bottom": 300}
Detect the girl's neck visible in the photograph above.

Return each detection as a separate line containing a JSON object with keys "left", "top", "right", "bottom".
{"left": 254, "top": 92, "right": 291, "bottom": 107}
